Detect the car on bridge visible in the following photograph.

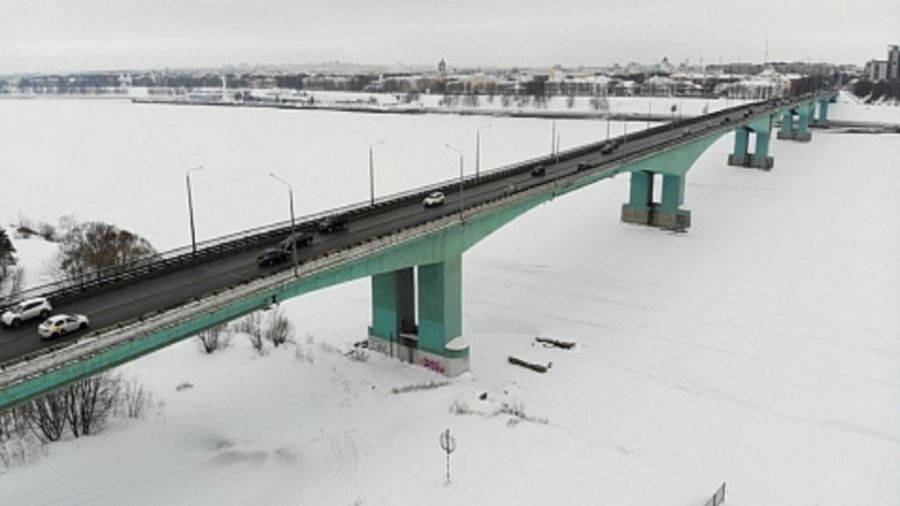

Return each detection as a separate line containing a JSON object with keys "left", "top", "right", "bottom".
{"left": 256, "top": 247, "right": 292, "bottom": 267}
{"left": 280, "top": 232, "right": 314, "bottom": 251}
{"left": 1, "top": 297, "right": 52, "bottom": 328}
{"left": 576, "top": 162, "right": 591, "bottom": 172}
{"left": 600, "top": 142, "right": 616, "bottom": 155}
{"left": 423, "top": 191, "right": 445, "bottom": 208}
{"left": 38, "top": 313, "right": 89, "bottom": 339}
{"left": 318, "top": 215, "right": 348, "bottom": 234}
{"left": 531, "top": 165, "right": 546, "bottom": 177}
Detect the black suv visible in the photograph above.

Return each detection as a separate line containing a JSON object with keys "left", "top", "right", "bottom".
{"left": 576, "top": 162, "right": 591, "bottom": 172}
{"left": 531, "top": 165, "right": 546, "bottom": 177}
{"left": 318, "top": 215, "right": 348, "bottom": 234}
{"left": 256, "top": 247, "right": 291, "bottom": 267}
{"left": 599, "top": 142, "right": 616, "bottom": 155}
{"left": 280, "top": 232, "right": 314, "bottom": 251}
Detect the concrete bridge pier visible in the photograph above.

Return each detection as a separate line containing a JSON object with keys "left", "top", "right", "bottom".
{"left": 727, "top": 126, "right": 774, "bottom": 170}
{"left": 368, "top": 257, "right": 469, "bottom": 376}
{"left": 777, "top": 105, "right": 812, "bottom": 142}
{"left": 621, "top": 170, "right": 690, "bottom": 231}
{"left": 813, "top": 99, "right": 830, "bottom": 126}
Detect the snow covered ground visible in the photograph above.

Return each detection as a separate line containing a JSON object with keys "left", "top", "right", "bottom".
{"left": 0, "top": 97, "right": 898, "bottom": 505}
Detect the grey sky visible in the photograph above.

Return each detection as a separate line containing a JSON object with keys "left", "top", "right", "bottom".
{"left": 1, "top": 0, "right": 896, "bottom": 74}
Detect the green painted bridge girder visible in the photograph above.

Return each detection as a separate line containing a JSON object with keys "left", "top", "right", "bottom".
{"left": 617, "top": 131, "right": 725, "bottom": 177}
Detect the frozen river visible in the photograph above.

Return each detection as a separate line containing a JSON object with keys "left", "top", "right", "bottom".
{"left": 1, "top": 94, "right": 898, "bottom": 506}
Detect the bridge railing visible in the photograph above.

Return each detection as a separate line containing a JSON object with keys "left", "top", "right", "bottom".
{"left": 3, "top": 95, "right": 807, "bottom": 312}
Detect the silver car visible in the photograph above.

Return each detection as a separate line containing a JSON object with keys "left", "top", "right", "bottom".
{"left": 38, "top": 314, "right": 90, "bottom": 339}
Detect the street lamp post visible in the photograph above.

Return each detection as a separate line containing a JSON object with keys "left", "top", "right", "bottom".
{"left": 555, "top": 133, "right": 561, "bottom": 164}
{"left": 445, "top": 144, "right": 464, "bottom": 222}
{"left": 475, "top": 124, "right": 491, "bottom": 179}
{"left": 269, "top": 172, "right": 298, "bottom": 277}
{"left": 550, "top": 120, "right": 556, "bottom": 158}
{"left": 185, "top": 166, "right": 204, "bottom": 255}
{"left": 606, "top": 115, "right": 611, "bottom": 141}
{"left": 369, "top": 140, "right": 385, "bottom": 206}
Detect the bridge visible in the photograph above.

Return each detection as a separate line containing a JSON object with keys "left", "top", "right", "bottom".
{"left": 0, "top": 92, "right": 836, "bottom": 409}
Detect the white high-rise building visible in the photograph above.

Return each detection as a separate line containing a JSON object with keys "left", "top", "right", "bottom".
{"left": 888, "top": 45, "right": 900, "bottom": 80}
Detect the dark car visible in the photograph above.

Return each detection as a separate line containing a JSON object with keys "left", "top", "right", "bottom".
{"left": 599, "top": 142, "right": 616, "bottom": 155}
{"left": 531, "top": 165, "right": 546, "bottom": 177}
{"left": 280, "top": 232, "right": 314, "bottom": 251}
{"left": 317, "top": 215, "right": 348, "bottom": 234}
{"left": 256, "top": 247, "right": 291, "bottom": 267}
{"left": 576, "top": 162, "right": 591, "bottom": 172}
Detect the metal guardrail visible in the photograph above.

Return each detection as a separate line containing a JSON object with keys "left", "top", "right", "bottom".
{"left": 2, "top": 93, "right": 823, "bottom": 313}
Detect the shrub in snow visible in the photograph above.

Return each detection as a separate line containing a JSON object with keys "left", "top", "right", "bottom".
{"left": 236, "top": 313, "right": 265, "bottom": 354}
{"left": 38, "top": 222, "right": 57, "bottom": 242}
{"left": 263, "top": 307, "right": 293, "bottom": 348}
{"left": 391, "top": 381, "right": 450, "bottom": 395}
{"left": 118, "top": 378, "right": 155, "bottom": 419}
{"left": 197, "top": 323, "right": 231, "bottom": 354}
{"left": 293, "top": 344, "right": 314, "bottom": 365}
{"left": 449, "top": 399, "right": 470, "bottom": 415}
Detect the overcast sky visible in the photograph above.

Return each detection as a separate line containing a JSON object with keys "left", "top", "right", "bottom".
{"left": 1, "top": 0, "right": 897, "bottom": 74}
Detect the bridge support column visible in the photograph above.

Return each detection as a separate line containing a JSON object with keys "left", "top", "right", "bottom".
{"left": 814, "top": 99, "right": 830, "bottom": 126}
{"left": 620, "top": 170, "right": 654, "bottom": 226}
{"left": 728, "top": 127, "right": 773, "bottom": 170}
{"left": 777, "top": 107, "right": 812, "bottom": 142}
{"left": 621, "top": 171, "right": 690, "bottom": 231}
{"left": 369, "top": 267, "right": 415, "bottom": 343}
{"left": 367, "top": 258, "right": 469, "bottom": 376}
{"left": 727, "top": 129, "right": 750, "bottom": 165}
{"left": 654, "top": 175, "right": 691, "bottom": 230}
{"left": 778, "top": 111, "right": 793, "bottom": 137}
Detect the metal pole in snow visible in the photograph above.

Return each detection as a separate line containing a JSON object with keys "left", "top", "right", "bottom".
{"left": 185, "top": 166, "right": 203, "bottom": 255}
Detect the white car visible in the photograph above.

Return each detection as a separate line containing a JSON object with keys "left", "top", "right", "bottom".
{"left": 1, "top": 297, "right": 53, "bottom": 328}
{"left": 423, "top": 191, "right": 445, "bottom": 208}
{"left": 37, "top": 314, "right": 90, "bottom": 339}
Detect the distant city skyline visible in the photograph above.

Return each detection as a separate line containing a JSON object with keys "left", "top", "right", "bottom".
{"left": 1, "top": 0, "right": 896, "bottom": 74}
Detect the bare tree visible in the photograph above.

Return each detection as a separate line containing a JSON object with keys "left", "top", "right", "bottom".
{"left": 264, "top": 307, "right": 292, "bottom": 348}
{"left": 0, "top": 407, "right": 42, "bottom": 469}
{"left": 64, "top": 373, "right": 122, "bottom": 438}
{"left": 24, "top": 393, "right": 68, "bottom": 442}
{"left": 0, "top": 229, "right": 21, "bottom": 300}
{"left": 54, "top": 218, "right": 156, "bottom": 280}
